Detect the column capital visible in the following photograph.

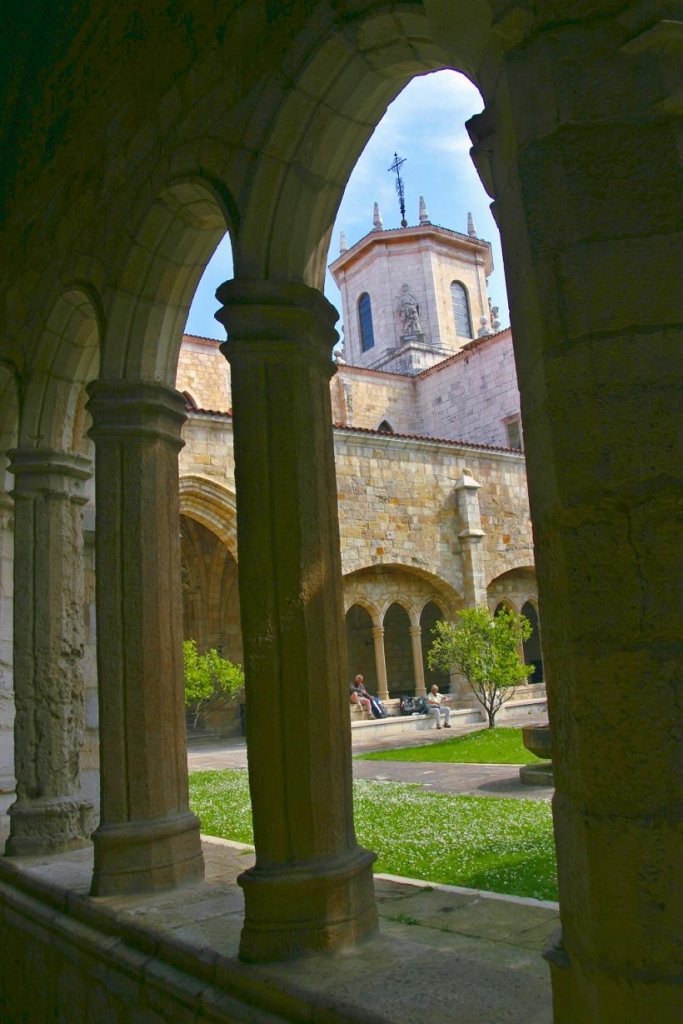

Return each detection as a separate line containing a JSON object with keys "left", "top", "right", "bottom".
{"left": 371, "top": 625, "right": 385, "bottom": 638}
{"left": 86, "top": 379, "right": 186, "bottom": 451}
{"left": 8, "top": 448, "right": 92, "bottom": 504}
{"left": 216, "top": 278, "right": 340, "bottom": 374}
{"left": 409, "top": 625, "right": 422, "bottom": 636}
{"left": 454, "top": 468, "right": 481, "bottom": 491}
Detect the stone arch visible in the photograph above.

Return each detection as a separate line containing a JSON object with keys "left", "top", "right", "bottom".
{"left": 345, "top": 603, "right": 378, "bottom": 690}
{"left": 379, "top": 594, "right": 417, "bottom": 625}
{"left": 102, "top": 179, "right": 232, "bottom": 384}
{"left": 486, "top": 557, "right": 536, "bottom": 588}
{"left": 487, "top": 566, "right": 537, "bottom": 615}
{"left": 383, "top": 601, "right": 413, "bottom": 695}
{"left": 179, "top": 475, "right": 242, "bottom": 665}
{"left": 420, "top": 600, "right": 450, "bottom": 692}
{"left": 178, "top": 475, "right": 238, "bottom": 557}
{"left": 235, "top": 7, "right": 491, "bottom": 286}
{"left": 179, "top": 514, "right": 242, "bottom": 666}
{"left": 521, "top": 599, "right": 544, "bottom": 684}
{"left": 20, "top": 286, "right": 101, "bottom": 451}
{"left": 344, "top": 561, "right": 463, "bottom": 618}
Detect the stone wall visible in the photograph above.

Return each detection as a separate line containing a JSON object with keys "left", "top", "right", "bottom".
{"left": 331, "top": 365, "right": 420, "bottom": 433}
{"left": 179, "top": 413, "right": 236, "bottom": 483}
{"left": 334, "top": 429, "right": 532, "bottom": 591}
{"left": 177, "top": 332, "right": 522, "bottom": 451}
{"left": 176, "top": 336, "right": 232, "bottom": 412}
{"left": 416, "top": 329, "right": 522, "bottom": 448}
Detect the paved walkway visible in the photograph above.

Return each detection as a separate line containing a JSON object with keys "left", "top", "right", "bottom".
{"left": 0, "top": 723, "right": 557, "bottom": 1022}
{"left": 186, "top": 724, "right": 557, "bottom": 1021}
{"left": 187, "top": 722, "right": 554, "bottom": 802}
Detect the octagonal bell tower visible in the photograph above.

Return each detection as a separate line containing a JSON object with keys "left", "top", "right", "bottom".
{"left": 329, "top": 198, "right": 495, "bottom": 375}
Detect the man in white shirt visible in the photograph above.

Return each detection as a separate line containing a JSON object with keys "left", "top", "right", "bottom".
{"left": 427, "top": 684, "right": 452, "bottom": 729}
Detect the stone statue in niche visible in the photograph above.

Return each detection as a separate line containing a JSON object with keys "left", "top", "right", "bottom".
{"left": 397, "top": 283, "right": 421, "bottom": 335}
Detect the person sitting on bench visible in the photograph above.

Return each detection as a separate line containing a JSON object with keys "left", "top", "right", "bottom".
{"left": 349, "top": 674, "right": 387, "bottom": 719}
{"left": 427, "top": 684, "right": 452, "bottom": 729}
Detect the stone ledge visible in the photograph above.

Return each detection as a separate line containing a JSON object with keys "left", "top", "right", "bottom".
{"left": 0, "top": 840, "right": 555, "bottom": 1023}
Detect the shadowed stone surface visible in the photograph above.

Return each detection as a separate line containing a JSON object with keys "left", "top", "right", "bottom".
{"left": 0, "top": 837, "right": 556, "bottom": 1023}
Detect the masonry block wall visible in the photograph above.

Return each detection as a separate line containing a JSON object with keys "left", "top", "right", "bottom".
{"left": 331, "top": 365, "right": 420, "bottom": 432}
{"left": 177, "top": 336, "right": 232, "bottom": 411}
{"left": 175, "top": 338, "right": 533, "bottom": 599}
{"left": 417, "top": 329, "right": 521, "bottom": 447}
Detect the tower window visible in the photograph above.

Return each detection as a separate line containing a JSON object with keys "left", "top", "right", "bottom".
{"left": 505, "top": 418, "right": 523, "bottom": 450}
{"left": 450, "top": 282, "right": 473, "bottom": 339}
{"left": 358, "top": 292, "right": 375, "bottom": 352}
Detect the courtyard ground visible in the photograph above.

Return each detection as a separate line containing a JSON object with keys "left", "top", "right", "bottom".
{"left": 179, "top": 722, "right": 558, "bottom": 1022}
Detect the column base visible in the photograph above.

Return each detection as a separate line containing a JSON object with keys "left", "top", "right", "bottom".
{"left": 545, "top": 928, "right": 683, "bottom": 1022}
{"left": 5, "top": 795, "right": 95, "bottom": 856}
{"left": 90, "top": 810, "right": 204, "bottom": 895}
{"left": 238, "top": 846, "right": 378, "bottom": 962}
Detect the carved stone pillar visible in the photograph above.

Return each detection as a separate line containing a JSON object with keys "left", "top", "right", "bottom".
{"left": 409, "top": 626, "right": 426, "bottom": 696}
{"left": 0, "top": 492, "right": 13, "bottom": 693}
{"left": 466, "top": 12, "right": 683, "bottom": 1019}
{"left": 5, "top": 449, "right": 93, "bottom": 855}
{"left": 371, "top": 625, "right": 389, "bottom": 701}
{"left": 455, "top": 469, "right": 486, "bottom": 607}
{"left": 86, "top": 381, "right": 203, "bottom": 894}
{"left": 216, "top": 279, "right": 377, "bottom": 962}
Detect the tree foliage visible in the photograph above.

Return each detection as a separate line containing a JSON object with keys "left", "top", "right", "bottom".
{"left": 428, "top": 606, "right": 533, "bottom": 728}
{"left": 183, "top": 639, "right": 245, "bottom": 729}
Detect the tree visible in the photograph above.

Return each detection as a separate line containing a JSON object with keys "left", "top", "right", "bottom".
{"left": 182, "top": 639, "right": 245, "bottom": 729}
{"left": 428, "top": 606, "right": 533, "bottom": 728}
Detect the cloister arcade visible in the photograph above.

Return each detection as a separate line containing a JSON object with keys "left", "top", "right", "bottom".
{"left": 0, "top": 3, "right": 680, "bottom": 1021}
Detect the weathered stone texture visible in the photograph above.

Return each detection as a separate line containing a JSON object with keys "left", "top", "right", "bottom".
{"left": 417, "top": 329, "right": 521, "bottom": 447}
{"left": 176, "top": 336, "right": 232, "bottom": 412}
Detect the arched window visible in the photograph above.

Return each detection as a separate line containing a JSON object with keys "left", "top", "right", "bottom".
{"left": 521, "top": 601, "right": 544, "bottom": 683}
{"left": 378, "top": 420, "right": 393, "bottom": 433}
{"left": 358, "top": 292, "right": 375, "bottom": 352}
{"left": 450, "top": 281, "right": 473, "bottom": 339}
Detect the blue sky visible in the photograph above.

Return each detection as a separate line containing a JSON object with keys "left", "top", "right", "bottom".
{"left": 185, "top": 70, "right": 507, "bottom": 339}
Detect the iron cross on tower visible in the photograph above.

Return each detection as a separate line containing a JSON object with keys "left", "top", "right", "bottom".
{"left": 388, "top": 151, "right": 408, "bottom": 227}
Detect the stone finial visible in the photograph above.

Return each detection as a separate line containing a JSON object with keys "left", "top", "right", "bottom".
{"left": 477, "top": 315, "right": 490, "bottom": 337}
{"left": 467, "top": 212, "right": 478, "bottom": 237}
{"left": 339, "top": 230, "right": 348, "bottom": 253}
{"left": 373, "top": 202, "right": 383, "bottom": 230}
{"left": 419, "top": 195, "right": 429, "bottom": 224}
{"left": 490, "top": 305, "right": 501, "bottom": 331}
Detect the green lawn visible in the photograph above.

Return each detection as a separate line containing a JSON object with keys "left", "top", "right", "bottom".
{"left": 189, "top": 769, "right": 557, "bottom": 901}
{"left": 357, "top": 726, "right": 539, "bottom": 764}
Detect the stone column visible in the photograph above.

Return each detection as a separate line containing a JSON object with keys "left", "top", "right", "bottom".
{"left": 0, "top": 492, "right": 13, "bottom": 691}
{"left": 455, "top": 469, "right": 486, "bottom": 607}
{"left": 216, "top": 279, "right": 377, "bottom": 962}
{"left": 371, "top": 625, "right": 389, "bottom": 701}
{"left": 409, "top": 625, "right": 426, "bottom": 696}
{"left": 467, "top": 13, "right": 683, "bottom": 1019}
{"left": 86, "top": 381, "right": 203, "bottom": 895}
{"left": 5, "top": 449, "right": 93, "bottom": 855}
{"left": 0, "top": 493, "right": 14, "bottom": 823}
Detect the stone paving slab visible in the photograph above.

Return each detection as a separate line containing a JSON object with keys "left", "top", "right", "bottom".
{"left": 187, "top": 730, "right": 554, "bottom": 802}
{"left": 0, "top": 834, "right": 555, "bottom": 1023}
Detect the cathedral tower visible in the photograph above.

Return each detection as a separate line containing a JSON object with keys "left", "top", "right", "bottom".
{"left": 329, "top": 199, "right": 495, "bottom": 374}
